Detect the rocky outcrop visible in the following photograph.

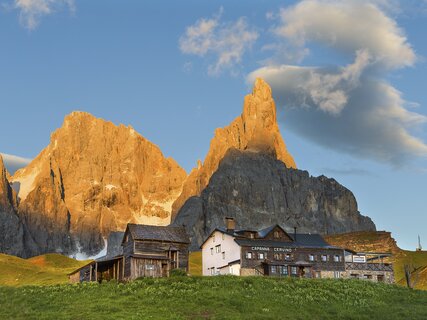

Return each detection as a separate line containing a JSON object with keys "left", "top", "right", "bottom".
{"left": 0, "top": 155, "right": 38, "bottom": 257}
{"left": 10, "top": 112, "right": 187, "bottom": 256}
{"left": 171, "top": 78, "right": 296, "bottom": 218}
{"left": 173, "top": 149, "right": 375, "bottom": 250}
{"left": 106, "top": 231, "right": 125, "bottom": 259}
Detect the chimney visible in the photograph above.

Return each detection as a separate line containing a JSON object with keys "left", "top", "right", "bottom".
{"left": 225, "top": 217, "right": 236, "bottom": 232}
{"left": 294, "top": 227, "right": 297, "bottom": 242}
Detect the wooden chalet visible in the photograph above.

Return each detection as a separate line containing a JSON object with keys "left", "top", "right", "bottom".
{"left": 69, "top": 224, "right": 190, "bottom": 283}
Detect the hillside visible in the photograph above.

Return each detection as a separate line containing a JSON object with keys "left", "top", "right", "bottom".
{"left": 325, "top": 231, "right": 427, "bottom": 290}
{"left": 0, "top": 253, "right": 90, "bottom": 287}
{"left": 0, "top": 277, "right": 426, "bottom": 319}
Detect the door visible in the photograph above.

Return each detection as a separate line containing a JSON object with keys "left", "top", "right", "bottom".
{"left": 162, "top": 263, "right": 168, "bottom": 277}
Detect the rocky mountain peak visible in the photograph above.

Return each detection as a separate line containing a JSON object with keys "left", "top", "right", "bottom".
{"left": 171, "top": 78, "right": 296, "bottom": 218}
{"left": 0, "top": 155, "right": 16, "bottom": 212}
{"left": 173, "top": 148, "right": 376, "bottom": 250}
{"left": 252, "top": 77, "right": 273, "bottom": 101}
{"left": 10, "top": 112, "right": 187, "bottom": 256}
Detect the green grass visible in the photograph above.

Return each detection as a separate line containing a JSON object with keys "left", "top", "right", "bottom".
{"left": 0, "top": 277, "right": 426, "bottom": 319}
{"left": 0, "top": 253, "right": 91, "bottom": 287}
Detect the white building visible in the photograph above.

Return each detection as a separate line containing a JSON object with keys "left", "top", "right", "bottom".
{"left": 201, "top": 218, "right": 347, "bottom": 278}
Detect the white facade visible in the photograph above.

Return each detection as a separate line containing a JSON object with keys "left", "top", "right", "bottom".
{"left": 202, "top": 230, "right": 241, "bottom": 276}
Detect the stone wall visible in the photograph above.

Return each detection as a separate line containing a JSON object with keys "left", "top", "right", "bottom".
{"left": 343, "top": 270, "right": 394, "bottom": 284}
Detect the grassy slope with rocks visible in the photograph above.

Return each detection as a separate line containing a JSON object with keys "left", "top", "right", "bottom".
{"left": 325, "top": 231, "right": 427, "bottom": 290}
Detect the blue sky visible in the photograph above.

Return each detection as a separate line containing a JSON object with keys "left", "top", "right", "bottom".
{"left": 1, "top": 0, "right": 426, "bottom": 250}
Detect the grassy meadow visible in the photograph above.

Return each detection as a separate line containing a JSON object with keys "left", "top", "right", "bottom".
{"left": 0, "top": 253, "right": 90, "bottom": 287}
{"left": 1, "top": 277, "right": 427, "bottom": 320}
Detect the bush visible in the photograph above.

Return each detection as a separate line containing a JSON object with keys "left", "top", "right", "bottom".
{"left": 170, "top": 268, "right": 187, "bottom": 277}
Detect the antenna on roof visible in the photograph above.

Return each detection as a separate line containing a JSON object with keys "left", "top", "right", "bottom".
{"left": 416, "top": 235, "right": 422, "bottom": 252}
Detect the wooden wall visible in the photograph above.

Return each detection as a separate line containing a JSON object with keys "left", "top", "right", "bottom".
{"left": 240, "top": 246, "right": 345, "bottom": 272}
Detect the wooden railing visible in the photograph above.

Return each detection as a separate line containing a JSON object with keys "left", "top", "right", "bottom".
{"left": 345, "top": 262, "right": 393, "bottom": 272}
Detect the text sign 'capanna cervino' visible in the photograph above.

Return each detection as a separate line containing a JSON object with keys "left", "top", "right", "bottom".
{"left": 251, "top": 247, "right": 293, "bottom": 253}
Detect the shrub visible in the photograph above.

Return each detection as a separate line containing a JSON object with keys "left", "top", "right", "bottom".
{"left": 170, "top": 268, "right": 187, "bottom": 277}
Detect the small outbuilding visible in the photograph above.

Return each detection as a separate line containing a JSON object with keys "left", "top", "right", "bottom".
{"left": 68, "top": 224, "right": 190, "bottom": 283}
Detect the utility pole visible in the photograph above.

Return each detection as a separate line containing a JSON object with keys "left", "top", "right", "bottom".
{"left": 416, "top": 235, "right": 422, "bottom": 252}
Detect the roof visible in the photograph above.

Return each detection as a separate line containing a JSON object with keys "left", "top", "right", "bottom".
{"left": 200, "top": 224, "right": 342, "bottom": 250}
{"left": 234, "top": 234, "right": 340, "bottom": 249}
{"left": 67, "top": 261, "right": 94, "bottom": 276}
{"left": 257, "top": 225, "right": 279, "bottom": 238}
{"left": 218, "top": 259, "right": 241, "bottom": 269}
{"left": 125, "top": 224, "right": 190, "bottom": 244}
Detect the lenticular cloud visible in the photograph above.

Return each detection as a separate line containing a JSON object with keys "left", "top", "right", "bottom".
{"left": 247, "top": 0, "right": 427, "bottom": 165}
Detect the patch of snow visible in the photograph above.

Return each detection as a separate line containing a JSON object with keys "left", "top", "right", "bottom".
{"left": 11, "top": 166, "right": 40, "bottom": 201}
{"left": 71, "top": 238, "right": 108, "bottom": 261}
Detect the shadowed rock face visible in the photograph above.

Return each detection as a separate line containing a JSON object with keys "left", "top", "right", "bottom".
{"left": 171, "top": 78, "right": 296, "bottom": 219}
{"left": 0, "top": 155, "right": 38, "bottom": 258}
{"left": 173, "top": 149, "right": 376, "bottom": 250}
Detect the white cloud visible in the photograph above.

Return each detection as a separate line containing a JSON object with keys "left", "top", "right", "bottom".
{"left": 0, "top": 153, "right": 32, "bottom": 174}
{"left": 275, "top": 0, "right": 415, "bottom": 69}
{"left": 13, "top": 0, "right": 75, "bottom": 30}
{"left": 179, "top": 8, "right": 258, "bottom": 75}
{"left": 247, "top": 0, "right": 427, "bottom": 165}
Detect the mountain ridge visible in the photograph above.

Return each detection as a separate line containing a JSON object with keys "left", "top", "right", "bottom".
{"left": 171, "top": 78, "right": 296, "bottom": 218}
{"left": 1, "top": 78, "right": 377, "bottom": 258}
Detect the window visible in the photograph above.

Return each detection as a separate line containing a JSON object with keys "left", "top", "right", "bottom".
{"left": 315, "top": 271, "right": 321, "bottom": 278}
{"left": 246, "top": 252, "right": 253, "bottom": 259}
{"left": 280, "top": 266, "right": 288, "bottom": 276}
{"left": 215, "top": 245, "right": 221, "bottom": 253}
{"left": 285, "top": 254, "right": 292, "bottom": 261}
{"left": 334, "top": 255, "right": 341, "bottom": 262}
{"left": 222, "top": 252, "right": 225, "bottom": 260}
{"left": 258, "top": 253, "right": 265, "bottom": 260}
{"left": 145, "top": 264, "right": 155, "bottom": 271}
{"left": 363, "top": 274, "right": 372, "bottom": 280}
{"left": 249, "top": 233, "right": 255, "bottom": 239}
{"left": 125, "top": 235, "right": 129, "bottom": 242}
{"left": 291, "top": 266, "right": 297, "bottom": 275}
{"left": 274, "top": 253, "right": 281, "bottom": 260}
{"left": 212, "top": 234, "right": 215, "bottom": 243}
{"left": 350, "top": 274, "right": 359, "bottom": 279}
{"left": 210, "top": 248, "right": 213, "bottom": 255}
{"left": 210, "top": 268, "right": 215, "bottom": 275}
{"left": 377, "top": 275, "right": 384, "bottom": 282}
{"left": 271, "top": 266, "right": 277, "bottom": 274}
{"left": 274, "top": 231, "right": 280, "bottom": 238}
{"left": 309, "top": 254, "right": 314, "bottom": 262}
{"left": 321, "top": 255, "right": 328, "bottom": 262}
{"left": 334, "top": 271, "right": 340, "bottom": 279}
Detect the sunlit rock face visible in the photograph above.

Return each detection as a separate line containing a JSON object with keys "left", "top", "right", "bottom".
{"left": 171, "top": 78, "right": 296, "bottom": 219}
{"left": 173, "top": 149, "right": 376, "bottom": 250}
{"left": 10, "top": 112, "right": 187, "bottom": 256}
